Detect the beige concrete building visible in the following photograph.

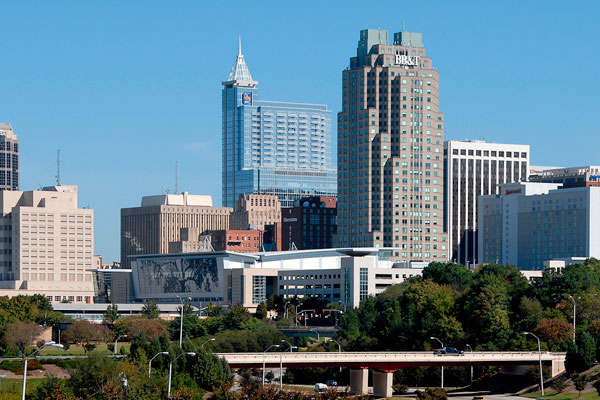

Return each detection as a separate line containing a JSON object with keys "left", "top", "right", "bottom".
{"left": 229, "top": 193, "right": 281, "bottom": 231}
{"left": 121, "top": 193, "right": 232, "bottom": 267}
{"left": 0, "top": 185, "right": 94, "bottom": 303}
{"left": 335, "top": 29, "right": 448, "bottom": 262}
{"left": 444, "top": 140, "right": 530, "bottom": 266}
{"left": 0, "top": 123, "right": 19, "bottom": 191}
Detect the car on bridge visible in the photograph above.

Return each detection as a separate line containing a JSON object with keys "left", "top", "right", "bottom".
{"left": 433, "top": 347, "right": 464, "bottom": 356}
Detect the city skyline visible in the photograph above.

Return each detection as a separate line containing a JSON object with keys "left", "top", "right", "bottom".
{"left": 1, "top": 1, "right": 599, "bottom": 261}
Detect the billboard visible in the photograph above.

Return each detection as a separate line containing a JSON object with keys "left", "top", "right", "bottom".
{"left": 132, "top": 255, "right": 223, "bottom": 299}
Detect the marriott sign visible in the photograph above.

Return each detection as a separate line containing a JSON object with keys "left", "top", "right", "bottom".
{"left": 395, "top": 54, "right": 420, "bottom": 66}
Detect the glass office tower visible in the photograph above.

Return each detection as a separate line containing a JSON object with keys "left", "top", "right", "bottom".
{"left": 222, "top": 42, "right": 336, "bottom": 208}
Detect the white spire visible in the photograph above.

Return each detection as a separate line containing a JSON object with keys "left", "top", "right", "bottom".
{"left": 226, "top": 36, "right": 257, "bottom": 86}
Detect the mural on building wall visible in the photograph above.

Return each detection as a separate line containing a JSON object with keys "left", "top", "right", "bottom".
{"left": 136, "top": 256, "right": 220, "bottom": 296}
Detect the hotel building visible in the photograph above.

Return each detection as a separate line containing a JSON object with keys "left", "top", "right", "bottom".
{"left": 478, "top": 182, "right": 600, "bottom": 269}
{"left": 0, "top": 185, "right": 94, "bottom": 302}
{"left": 222, "top": 42, "right": 336, "bottom": 208}
{"left": 444, "top": 140, "right": 529, "bottom": 266}
{"left": 335, "top": 29, "right": 447, "bottom": 262}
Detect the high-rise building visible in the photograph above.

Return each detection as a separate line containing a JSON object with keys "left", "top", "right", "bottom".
{"left": 221, "top": 41, "right": 336, "bottom": 208}
{"left": 478, "top": 182, "right": 600, "bottom": 269}
{"left": 120, "top": 193, "right": 231, "bottom": 268}
{"left": 0, "top": 185, "right": 94, "bottom": 303}
{"left": 335, "top": 29, "right": 448, "bottom": 262}
{"left": 281, "top": 196, "right": 337, "bottom": 250}
{"left": 0, "top": 123, "right": 19, "bottom": 191}
{"left": 444, "top": 140, "right": 530, "bottom": 266}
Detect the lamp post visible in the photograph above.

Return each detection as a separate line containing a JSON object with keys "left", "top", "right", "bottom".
{"left": 262, "top": 344, "right": 280, "bottom": 387}
{"left": 567, "top": 295, "right": 576, "bottom": 343}
{"left": 523, "top": 332, "right": 544, "bottom": 396}
{"left": 285, "top": 303, "right": 296, "bottom": 326}
{"left": 168, "top": 352, "right": 196, "bottom": 398}
{"left": 148, "top": 351, "right": 169, "bottom": 378}
{"left": 176, "top": 296, "right": 191, "bottom": 347}
{"left": 310, "top": 328, "right": 320, "bottom": 345}
{"left": 331, "top": 339, "right": 343, "bottom": 372}
{"left": 284, "top": 302, "right": 290, "bottom": 319}
{"left": 465, "top": 344, "right": 473, "bottom": 383}
{"left": 22, "top": 341, "right": 63, "bottom": 400}
{"left": 279, "top": 340, "right": 297, "bottom": 390}
{"left": 200, "top": 338, "right": 216, "bottom": 348}
{"left": 114, "top": 334, "right": 127, "bottom": 354}
{"left": 430, "top": 336, "right": 444, "bottom": 389}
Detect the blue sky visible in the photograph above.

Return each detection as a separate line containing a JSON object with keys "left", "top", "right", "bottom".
{"left": 1, "top": 1, "right": 598, "bottom": 262}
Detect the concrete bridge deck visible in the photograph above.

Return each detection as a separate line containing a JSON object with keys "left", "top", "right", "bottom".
{"left": 217, "top": 351, "right": 566, "bottom": 398}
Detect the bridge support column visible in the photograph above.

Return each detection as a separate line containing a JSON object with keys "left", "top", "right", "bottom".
{"left": 373, "top": 370, "right": 393, "bottom": 398}
{"left": 349, "top": 368, "right": 368, "bottom": 395}
{"left": 552, "top": 359, "right": 565, "bottom": 377}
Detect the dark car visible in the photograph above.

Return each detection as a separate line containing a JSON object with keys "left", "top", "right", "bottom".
{"left": 433, "top": 346, "right": 464, "bottom": 356}
{"left": 326, "top": 379, "right": 338, "bottom": 386}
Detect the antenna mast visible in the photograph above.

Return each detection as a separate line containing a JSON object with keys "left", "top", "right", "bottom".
{"left": 175, "top": 161, "right": 179, "bottom": 194}
{"left": 56, "top": 149, "right": 61, "bottom": 185}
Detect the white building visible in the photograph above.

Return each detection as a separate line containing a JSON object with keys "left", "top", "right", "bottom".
{"left": 444, "top": 140, "right": 530, "bottom": 267}
{"left": 129, "top": 248, "right": 424, "bottom": 311}
{"left": 478, "top": 182, "right": 600, "bottom": 269}
{"left": 0, "top": 185, "right": 95, "bottom": 303}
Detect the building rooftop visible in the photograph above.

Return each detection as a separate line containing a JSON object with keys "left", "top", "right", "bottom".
{"left": 141, "top": 192, "right": 213, "bottom": 207}
{"left": 225, "top": 38, "right": 257, "bottom": 86}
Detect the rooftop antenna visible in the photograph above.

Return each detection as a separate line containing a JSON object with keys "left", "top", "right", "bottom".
{"left": 175, "top": 161, "right": 179, "bottom": 194}
{"left": 55, "top": 149, "right": 61, "bottom": 185}
{"left": 402, "top": 20, "right": 406, "bottom": 32}
{"left": 238, "top": 36, "right": 242, "bottom": 56}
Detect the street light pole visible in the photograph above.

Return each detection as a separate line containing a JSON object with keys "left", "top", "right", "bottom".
{"left": 200, "top": 338, "right": 216, "bottom": 348}
{"left": 465, "top": 344, "right": 473, "bottom": 383}
{"left": 523, "top": 332, "right": 544, "bottom": 396}
{"left": 430, "top": 337, "right": 444, "bottom": 389}
{"left": 310, "top": 329, "right": 320, "bottom": 345}
{"left": 262, "top": 344, "right": 280, "bottom": 387}
{"left": 114, "top": 334, "right": 127, "bottom": 354}
{"left": 22, "top": 341, "right": 63, "bottom": 400}
{"left": 168, "top": 352, "right": 196, "bottom": 398}
{"left": 567, "top": 295, "right": 576, "bottom": 343}
{"left": 284, "top": 302, "right": 290, "bottom": 319}
{"left": 148, "top": 351, "right": 169, "bottom": 378}
{"left": 331, "top": 339, "right": 343, "bottom": 372}
{"left": 279, "top": 340, "right": 297, "bottom": 390}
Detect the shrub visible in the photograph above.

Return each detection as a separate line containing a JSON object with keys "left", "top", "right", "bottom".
{"left": 0, "top": 360, "right": 44, "bottom": 374}
{"left": 393, "top": 383, "right": 409, "bottom": 394}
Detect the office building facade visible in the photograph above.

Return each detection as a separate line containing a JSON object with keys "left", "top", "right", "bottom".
{"left": 281, "top": 196, "right": 337, "bottom": 250}
{"left": 478, "top": 182, "right": 600, "bottom": 269}
{"left": 444, "top": 140, "right": 530, "bottom": 266}
{"left": 0, "top": 185, "right": 94, "bottom": 302}
{"left": 120, "top": 193, "right": 231, "bottom": 268}
{"left": 335, "top": 29, "right": 447, "bottom": 262}
{"left": 222, "top": 43, "right": 336, "bottom": 208}
{"left": 0, "top": 123, "right": 19, "bottom": 191}
{"left": 229, "top": 193, "right": 281, "bottom": 231}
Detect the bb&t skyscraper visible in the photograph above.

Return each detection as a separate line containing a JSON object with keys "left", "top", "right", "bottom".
{"left": 222, "top": 40, "right": 336, "bottom": 208}
{"left": 335, "top": 29, "right": 448, "bottom": 262}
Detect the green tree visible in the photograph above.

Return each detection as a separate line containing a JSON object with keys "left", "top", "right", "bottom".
{"left": 67, "top": 352, "right": 120, "bottom": 399}
{"left": 422, "top": 262, "right": 473, "bottom": 292}
{"left": 577, "top": 332, "right": 596, "bottom": 370}
{"left": 565, "top": 341, "right": 582, "bottom": 373}
{"left": 3, "top": 321, "right": 43, "bottom": 358}
{"left": 255, "top": 303, "right": 268, "bottom": 320}
{"left": 103, "top": 304, "right": 121, "bottom": 323}
{"left": 574, "top": 374, "right": 587, "bottom": 396}
{"left": 551, "top": 377, "right": 567, "bottom": 393}
{"left": 189, "top": 348, "right": 232, "bottom": 390}
{"left": 141, "top": 301, "right": 160, "bottom": 319}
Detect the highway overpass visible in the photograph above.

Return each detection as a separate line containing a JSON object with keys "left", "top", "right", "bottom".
{"left": 217, "top": 351, "right": 566, "bottom": 398}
